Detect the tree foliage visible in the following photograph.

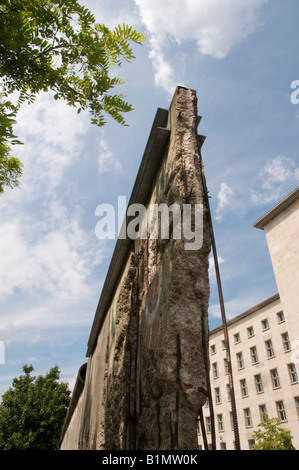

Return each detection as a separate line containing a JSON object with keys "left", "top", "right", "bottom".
{"left": 252, "top": 414, "right": 296, "bottom": 450}
{"left": 0, "top": 364, "right": 71, "bottom": 450}
{"left": 0, "top": 0, "right": 146, "bottom": 192}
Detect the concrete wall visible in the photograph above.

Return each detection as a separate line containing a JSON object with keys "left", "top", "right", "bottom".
{"left": 60, "top": 87, "right": 211, "bottom": 450}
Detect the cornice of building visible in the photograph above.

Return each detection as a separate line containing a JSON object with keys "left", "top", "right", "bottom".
{"left": 253, "top": 186, "right": 299, "bottom": 230}
{"left": 210, "top": 293, "right": 280, "bottom": 336}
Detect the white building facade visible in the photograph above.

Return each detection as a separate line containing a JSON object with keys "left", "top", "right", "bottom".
{"left": 199, "top": 187, "right": 299, "bottom": 450}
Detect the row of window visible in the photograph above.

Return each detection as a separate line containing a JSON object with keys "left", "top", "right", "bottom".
{"left": 210, "top": 310, "right": 285, "bottom": 355}
{"left": 239, "top": 363, "right": 298, "bottom": 396}
{"left": 211, "top": 332, "right": 292, "bottom": 379}
{"left": 211, "top": 363, "right": 298, "bottom": 405}
{"left": 200, "top": 396, "right": 299, "bottom": 437}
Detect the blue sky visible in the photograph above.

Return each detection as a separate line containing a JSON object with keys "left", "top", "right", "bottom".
{"left": 0, "top": 0, "right": 298, "bottom": 395}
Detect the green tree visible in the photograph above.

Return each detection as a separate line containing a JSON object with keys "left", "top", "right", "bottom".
{"left": 0, "top": 364, "right": 71, "bottom": 450}
{"left": 252, "top": 414, "right": 296, "bottom": 450}
{"left": 0, "top": 0, "right": 146, "bottom": 192}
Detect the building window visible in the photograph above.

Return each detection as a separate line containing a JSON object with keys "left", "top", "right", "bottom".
{"left": 281, "top": 332, "right": 291, "bottom": 352}
{"left": 240, "top": 379, "right": 248, "bottom": 397}
{"left": 261, "top": 318, "right": 269, "bottom": 330}
{"left": 265, "top": 339, "right": 275, "bottom": 358}
{"left": 224, "top": 358, "right": 229, "bottom": 375}
{"left": 294, "top": 397, "right": 299, "bottom": 418}
{"left": 212, "top": 362, "right": 218, "bottom": 379}
{"left": 276, "top": 401, "right": 287, "bottom": 422}
{"left": 247, "top": 326, "right": 254, "bottom": 338}
{"left": 206, "top": 416, "right": 211, "bottom": 434}
{"left": 222, "top": 340, "right": 226, "bottom": 350}
{"left": 288, "top": 363, "right": 298, "bottom": 384}
{"left": 248, "top": 439, "right": 255, "bottom": 450}
{"left": 250, "top": 346, "right": 259, "bottom": 364}
{"left": 259, "top": 404, "right": 267, "bottom": 421}
{"left": 210, "top": 344, "right": 216, "bottom": 355}
{"left": 230, "top": 412, "right": 234, "bottom": 431}
{"left": 234, "top": 333, "right": 240, "bottom": 344}
{"left": 236, "top": 352, "right": 244, "bottom": 369}
{"left": 217, "top": 414, "right": 224, "bottom": 432}
{"left": 226, "top": 384, "right": 231, "bottom": 402}
{"left": 215, "top": 387, "right": 221, "bottom": 404}
{"left": 220, "top": 442, "right": 227, "bottom": 450}
{"left": 270, "top": 369, "right": 281, "bottom": 389}
{"left": 277, "top": 311, "right": 285, "bottom": 323}
{"left": 254, "top": 374, "right": 263, "bottom": 393}
{"left": 244, "top": 408, "right": 252, "bottom": 428}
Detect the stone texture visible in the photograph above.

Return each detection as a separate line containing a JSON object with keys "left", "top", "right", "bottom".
{"left": 60, "top": 87, "right": 211, "bottom": 450}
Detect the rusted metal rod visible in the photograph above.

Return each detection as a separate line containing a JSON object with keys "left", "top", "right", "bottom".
{"left": 197, "top": 138, "right": 241, "bottom": 450}
{"left": 208, "top": 210, "right": 241, "bottom": 450}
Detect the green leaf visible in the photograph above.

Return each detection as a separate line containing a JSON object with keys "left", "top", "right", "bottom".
{"left": 0, "top": 0, "right": 147, "bottom": 192}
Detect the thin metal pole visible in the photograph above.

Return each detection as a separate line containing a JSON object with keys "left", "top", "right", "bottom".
{"left": 209, "top": 214, "right": 241, "bottom": 450}
{"left": 198, "top": 139, "right": 241, "bottom": 450}
{"left": 201, "top": 314, "right": 216, "bottom": 450}
{"left": 198, "top": 407, "right": 209, "bottom": 450}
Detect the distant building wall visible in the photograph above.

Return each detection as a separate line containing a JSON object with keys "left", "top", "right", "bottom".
{"left": 198, "top": 188, "right": 299, "bottom": 450}
{"left": 60, "top": 87, "right": 211, "bottom": 450}
{"left": 254, "top": 187, "right": 299, "bottom": 345}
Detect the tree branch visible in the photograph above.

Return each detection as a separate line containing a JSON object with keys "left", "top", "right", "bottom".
{"left": 29, "top": 44, "right": 66, "bottom": 65}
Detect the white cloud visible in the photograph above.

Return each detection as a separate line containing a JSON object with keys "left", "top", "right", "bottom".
{"left": 251, "top": 156, "right": 299, "bottom": 205}
{"left": 0, "top": 213, "right": 102, "bottom": 303}
{"left": 0, "top": 323, "right": 16, "bottom": 345}
{"left": 12, "top": 91, "right": 125, "bottom": 193}
{"left": 209, "top": 254, "right": 225, "bottom": 284}
{"left": 0, "top": 91, "right": 111, "bottom": 303}
{"left": 97, "top": 134, "right": 122, "bottom": 175}
{"left": 209, "top": 290, "right": 267, "bottom": 321}
{"left": 85, "top": 0, "right": 140, "bottom": 31}
{"left": 14, "top": 92, "right": 89, "bottom": 193}
{"left": 148, "top": 39, "right": 177, "bottom": 96}
{"left": 216, "top": 182, "right": 234, "bottom": 221}
{"left": 17, "top": 94, "right": 87, "bottom": 154}
{"left": 135, "top": 0, "right": 268, "bottom": 92}
{"left": 0, "top": 88, "right": 111, "bottom": 350}
{"left": 209, "top": 295, "right": 253, "bottom": 321}
{"left": 0, "top": 201, "right": 106, "bottom": 353}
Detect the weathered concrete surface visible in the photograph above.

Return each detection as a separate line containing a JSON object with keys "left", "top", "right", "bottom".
{"left": 60, "top": 87, "right": 211, "bottom": 450}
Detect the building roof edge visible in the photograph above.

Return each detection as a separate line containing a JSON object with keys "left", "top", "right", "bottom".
{"left": 253, "top": 186, "right": 299, "bottom": 230}
{"left": 210, "top": 293, "right": 280, "bottom": 336}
